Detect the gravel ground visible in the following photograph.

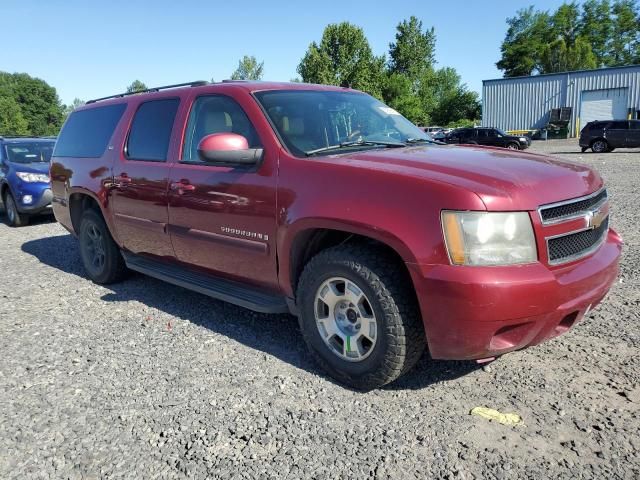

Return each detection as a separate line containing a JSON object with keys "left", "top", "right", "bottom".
{"left": 0, "top": 139, "right": 638, "bottom": 479}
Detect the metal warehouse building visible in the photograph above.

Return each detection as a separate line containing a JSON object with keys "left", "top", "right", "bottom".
{"left": 482, "top": 65, "right": 640, "bottom": 137}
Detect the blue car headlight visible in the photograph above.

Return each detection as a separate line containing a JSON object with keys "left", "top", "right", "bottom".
{"left": 16, "top": 172, "right": 50, "bottom": 183}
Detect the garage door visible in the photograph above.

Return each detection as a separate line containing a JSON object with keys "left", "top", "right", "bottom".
{"left": 580, "top": 88, "right": 628, "bottom": 126}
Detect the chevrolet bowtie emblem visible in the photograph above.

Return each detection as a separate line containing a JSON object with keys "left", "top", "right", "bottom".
{"left": 586, "top": 208, "right": 606, "bottom": 230}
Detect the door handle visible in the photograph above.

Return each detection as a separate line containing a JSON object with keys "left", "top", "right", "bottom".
{"left": 170, "top": 180, "right": 196, "bottom": 194}
{"left": 109, "top": 174, "right": 132, "bottom": 189}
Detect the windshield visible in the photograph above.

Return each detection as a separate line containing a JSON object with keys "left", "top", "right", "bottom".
{"left": 495, "top": 128, "right": 508, "bottom": 136}
{"left": 254, "top": 90, "right": 430, "bottom": 157}
{"left": 5, "top": 142, "right": 55, "bottom": 164}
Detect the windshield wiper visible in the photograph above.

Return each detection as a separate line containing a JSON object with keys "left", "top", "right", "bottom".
{"left": 305, "top": 140, "right": 406, "bottom": 157}
{"left": 406, "top": 137, "right": 445, "bottom": 145}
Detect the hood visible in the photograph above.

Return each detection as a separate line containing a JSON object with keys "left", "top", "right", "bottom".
{"left": 12, "top": 162, "right": 50, "bottom": 175}
{"left": 335, "top": 145, "right": 602, "bottom": 210}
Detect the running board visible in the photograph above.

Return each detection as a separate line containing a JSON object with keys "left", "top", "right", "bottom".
{"left": 122, "top": 253, "right": 289, "bottom": 314}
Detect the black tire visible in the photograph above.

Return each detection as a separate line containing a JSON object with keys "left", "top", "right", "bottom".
{"left": 591, "top": 139, "right": 609, "bottom": 153}
{"left": 297, "top": 243, "right": 426, "bottom": 390}
{"left": 78, "top": 209, "right": 128, "bottom": 284}
{"left": 506, "top": 142, "right": 520, "bottom": 150}
{"left": 3, "top": 191, "right": 28, "bottom": 227}
{"left": 581, "top": 147, "right": 588, "bottom": 153}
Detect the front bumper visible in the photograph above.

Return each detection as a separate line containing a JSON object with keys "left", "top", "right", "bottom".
{"left": 409, "top": 228, "right": 622, "bottom": 360}
{"left": 17, "top": 188, "right": 53, "bottom": 214}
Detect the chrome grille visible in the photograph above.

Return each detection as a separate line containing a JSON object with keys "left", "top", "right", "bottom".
{"left": 547, "top": 217, "right": 609, "bottom": 264}
{"left": 539, "top": 188, "right": 607, "bottom": 224}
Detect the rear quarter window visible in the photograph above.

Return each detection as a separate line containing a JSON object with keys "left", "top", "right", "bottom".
{"left": 53, "top": 103, "right": 127, "bottom": 158}
{"left": 54, "top": 103, "right": 126, "bottom": 157}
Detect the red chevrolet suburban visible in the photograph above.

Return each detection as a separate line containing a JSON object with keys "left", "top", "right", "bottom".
{"left": 50, "top": 81, "right": 622, "bottom": 389}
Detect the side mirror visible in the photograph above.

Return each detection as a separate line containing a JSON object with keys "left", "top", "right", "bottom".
{"left": 197, "top": 133, "right": 263, "bottom": 165}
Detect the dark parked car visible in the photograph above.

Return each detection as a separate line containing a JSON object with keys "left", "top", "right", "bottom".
{"left": 445, "top": 127, "right": 530, "bottom": 150}
{"left": 0, "top": 136, "right": 55, "bottom": 226}
{"left": 579, "top": 120, "right": 640, "bottom": 153}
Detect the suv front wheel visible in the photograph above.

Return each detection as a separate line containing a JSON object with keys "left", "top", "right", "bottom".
{"left": 591, "top": 139, "right": 609, "bottom": 153}
{"left": 297, "top": 244, "right": 425, "bottom": 390}
{"left": 79, "top": 209, "right": 128, "bottom": 284}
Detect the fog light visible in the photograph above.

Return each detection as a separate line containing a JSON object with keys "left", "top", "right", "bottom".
{"left": 22, "top": 195, "right": 33, "bottom": 205}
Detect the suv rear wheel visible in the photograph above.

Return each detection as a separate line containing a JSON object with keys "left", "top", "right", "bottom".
{"left": 3, "top": 192, "right": 28, "bottom": 227}
{"left": 296, "top": 244, "right": 425, "bottom": 390}
{"left": 79, "top": 209, "right": 128, "bottom": 284}
{"left": 591, "top": 139, "right": 609, "bottom": 153}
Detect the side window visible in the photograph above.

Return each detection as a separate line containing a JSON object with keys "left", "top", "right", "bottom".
{"left": 126, "top": 98, "right": 180, "bottom": 161}
{"left": 477, "top": 129, "right": 489, "bottom": 138}
{"left": 630, "top": 121, "right": 640, "bottom": 130}
{"left": 182, "top": 95, "right": 261, "bottom": 163}
{"left": 54, "top": 103, "right": 126, "bottom": 158}
{"left": 610, "top": 121, "right": 627, "bottom": 129}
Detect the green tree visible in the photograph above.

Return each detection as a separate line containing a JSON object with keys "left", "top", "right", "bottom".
{"left": 580, "top": 0, "right": 614, "bottom": 65}
{"left": 297, "top": 22, "right": 386, "bottom": 98}
{"left": 0, "top": 96, "right": 29, "bottom": 135}
{"left": 610, "top": 0, "right": 640, "bottom": 65}
{"left": 382, "top": 72, "right": 427, "bottom": 124}
{"left": 388, "top": 16, "right": 436, "bottom": 78}
{"left": 230, "top": 55, "right": 264, "bottom": 80}
{"left": 126, "top": 80, "right": 147, "bottom": 93}
{"left": 496, "top": 7, "right": 554, "bottom": 77}
{"left": 540, "top": 36, "right": 597, "bottom": 73}
{"left": 497, "top": 1, "right": 640, "bottom": 76}
{"left": 0, "top": 72, "right": 64, "bottom": 136}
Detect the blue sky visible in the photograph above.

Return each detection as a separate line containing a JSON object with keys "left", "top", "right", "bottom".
{"left": 3, "top": 0, "right": 568, "bottom": 105}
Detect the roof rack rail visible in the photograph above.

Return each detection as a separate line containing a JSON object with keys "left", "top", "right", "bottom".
{"left": 86, "top": 80, "right": 209, "bottom": 104}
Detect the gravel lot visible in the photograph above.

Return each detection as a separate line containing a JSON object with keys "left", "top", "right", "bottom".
{"left": 1, "top": 139, "right": 638, "bottom": 479}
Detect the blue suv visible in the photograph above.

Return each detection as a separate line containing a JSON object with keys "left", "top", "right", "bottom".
{"left": 0, "top": 136, "right": 56, "bottom": 226}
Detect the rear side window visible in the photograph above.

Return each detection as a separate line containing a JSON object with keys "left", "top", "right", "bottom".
{"left": 54, "top": 104, "right": 126, "bottom": 157}
{"left": 630, "top": 121, "right": 640, "bottom": 130}
{"left": 610, "top": 121, "right": 628, "bottom": 129}
{"left": 126, "top": 98, "right": 180, "bottom": 161}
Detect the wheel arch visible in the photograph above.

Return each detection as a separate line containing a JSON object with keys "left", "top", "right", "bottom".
{"left": 283, "top": 221, "right": 417, "bottom": 299}
{"left": 67, "top": 189, "right": 117, "bottom": 242}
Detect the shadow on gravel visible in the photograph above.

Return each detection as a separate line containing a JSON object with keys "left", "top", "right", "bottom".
{"left": 22, "top": 233, "right": 481, "bottom": 391}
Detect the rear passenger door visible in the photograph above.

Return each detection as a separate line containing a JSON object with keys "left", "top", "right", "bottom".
{"left": 627, "top": 121, "right": 640, "bottom": 147}
{"left": 476, "top": 129, "right": 491, "bottom": 146}
{"left": 110, "top": 97, "right": 180, "bottom": 258}
{"left": 605, "top": 121, "right": 628, "bottom": 148}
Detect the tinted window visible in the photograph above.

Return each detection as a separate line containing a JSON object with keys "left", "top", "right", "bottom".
{"left": 610, "top": 121, "right": 628, "bottom": 129}
{"left": 54, "top": 104, "right": 126, "bottom": 157}
{"left": 182, "top": 95, "right": 260, "bottom": 162}
{"left": 630, "top": 121, "right": 640, "bottom": 130}
{"left": 126, "top": 99, "right": 180, "bottom": 161}
{"left": 477, "top": 129, "right": 489, "bottom": 138}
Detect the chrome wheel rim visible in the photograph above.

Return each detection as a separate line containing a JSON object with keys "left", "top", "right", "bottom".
{"left": 593, "top": 141, "right": 606, "bottom": 152}
{"left": 314, "top": 277, "right": 378, "bottom": 362}
{"left": 507, "top": 144, "right": 518, "bottom": 150}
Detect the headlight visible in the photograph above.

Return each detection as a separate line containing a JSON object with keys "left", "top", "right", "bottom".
{"left": 441, "top": 211, "right": 537, "bottom": 266}
{"left": 16, "top": 172, "right": 50, "bottom": 183}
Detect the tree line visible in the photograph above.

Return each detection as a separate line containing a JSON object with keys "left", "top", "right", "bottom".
{"left": 497, "top": 0, "right": 640, "bottom": 77}
{"left": 3, "top": 3, "right": 637, "bottom": 136}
